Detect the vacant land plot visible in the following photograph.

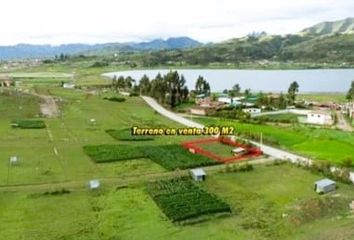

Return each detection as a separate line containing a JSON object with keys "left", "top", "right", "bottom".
{"left": 196, "top": 117, "right": 354, "bottom": 164}
{"left": 147, "top": 177, "right": 231, "bottom": 222}
{"left": 198, "top": 142, "right": 235, "bottom": 158}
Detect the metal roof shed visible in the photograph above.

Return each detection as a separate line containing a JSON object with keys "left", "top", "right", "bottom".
{"left": 88, "top": 179, "right": 100, "bottom": 190}
{"left": 190, "top": 168, "right": 206, "bottom": 182}
{"left": 314, "top": 178, "right": 336, "bottom": 194}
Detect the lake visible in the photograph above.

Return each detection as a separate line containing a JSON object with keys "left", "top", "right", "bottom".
{"left": 103, "top": 69, "right": 354, "bottom": 93}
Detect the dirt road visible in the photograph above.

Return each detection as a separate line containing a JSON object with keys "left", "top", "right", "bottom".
{"left": 141, "top": 96, "right": 310, "bottom": 163}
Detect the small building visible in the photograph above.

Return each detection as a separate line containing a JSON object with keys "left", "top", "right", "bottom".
{"left": 242, "top": 108, "right": 261, "bottom": 114}
{"left": 88, "top": 179, "right": 100, "bottom": 190}
{"left": 314, "top": 178, "right": 336, "bottom": 194}
{"left": 63, "top": 83, "right": 75, "bottom": 89}
{"left": 9, "top": 156, "right": 18, "bottom": 165}
{"left": 190, "top": 168, "right": 206, "bottom": 181}
{"left": 231, "top": 147, "right": 247, "bottom": 156}
{"left": 307, "top": 111, "right": 333, "bottom": 125}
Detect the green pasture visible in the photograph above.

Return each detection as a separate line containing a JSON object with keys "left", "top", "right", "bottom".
{"left": 196, "top": 117, "right": 354, "bottom": 164}
{"left": 1, "top": 164, "right": 353, "bottom": 240}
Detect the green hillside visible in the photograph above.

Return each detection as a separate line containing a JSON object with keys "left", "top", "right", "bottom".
{"left": 301, "top": 17, "right": 354, "bottom": 35}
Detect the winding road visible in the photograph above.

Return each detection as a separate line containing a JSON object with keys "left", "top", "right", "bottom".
{"left": 141, "top": 96, "right": 310, "bottom": 163}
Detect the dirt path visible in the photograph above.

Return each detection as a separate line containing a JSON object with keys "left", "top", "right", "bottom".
{"left": 336, "top": 110, "right": 353, "bottom": 132}
{"left": 0, "top": 157, "right": 272, "bottom": 192}
{"left": 38, "top": 94, "right": 60, "bottom": 118}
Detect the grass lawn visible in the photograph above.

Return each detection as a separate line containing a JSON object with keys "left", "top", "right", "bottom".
{"left": 196, "top": 117, "right": 354, "bottom": 164}
{"left": 198, "top": 142, "right": 235, "bottom": 158}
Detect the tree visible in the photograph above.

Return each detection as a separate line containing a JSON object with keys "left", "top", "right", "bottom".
{"left": 139, "top": 74, "right": 150, "bottom": 95}
{"left": 117, "top": 76, "right": 125, "bottom": 89}
{"left": 244, "top": 88, "right": 251, "bottom": 97}
{"left": 195, "top": 75, "right": 210, "bottom": 95}
{"left": 287, "top": 81, "right": 299, "bottom": 104}
{"left": 346, "top": 81, "right": 354, "bottom": 100}
{"left": 195, "top": 76, "right": 205, "bottom": 94}
{"left": 232, "top": 84, "right": 241, "bottom": 94}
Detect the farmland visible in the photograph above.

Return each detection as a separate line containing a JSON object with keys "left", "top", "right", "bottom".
{"left": 147, "top": 177, "right": 231, "bottom": 222}
{"left": 0, "top": 69, "right": 354, "bottom": 240}
{"left": 1, "top": 164, "right": 353, "bottom": 240}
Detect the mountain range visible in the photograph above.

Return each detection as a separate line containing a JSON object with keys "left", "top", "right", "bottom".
{"left": 0, "top": 37, "right": 201, "bottom": 60}
{"left": 1, "top": 18, "right": 354, "bottom": 61}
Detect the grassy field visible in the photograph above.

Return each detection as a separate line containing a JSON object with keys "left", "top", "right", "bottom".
{"left": 196, "top": 117, "right": 354, "bottom": 164}
{"left": 198, "top": 142, "right": 235, "bottom": 158}
{"left": 0, "top": 87, "right": 192, "bottom": 186}
{"left": 1, "top": 164, "right": 353, "bottom": 240}
{"left": 1, "top": 67, "right": 354, "bottom": 239}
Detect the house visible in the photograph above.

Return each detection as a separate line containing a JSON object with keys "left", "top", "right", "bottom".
{"left": 242, "top": 108, "right": 261, "bottom": 114}
{"left": 190, "top": 168, "right": 206, "bottom": 181}
{"left": 88, "top": 179, "right": 100, "bottom": 190}
{"left": 306, "top": 111, "right": 333, "bottom": 125}
{"left": 190, "top": 106, "right": 209, "bottom": 116}
{"left": 314, "top": 178, "right": 336, "bottom": 194}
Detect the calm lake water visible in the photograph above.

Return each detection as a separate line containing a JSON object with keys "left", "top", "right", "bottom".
{"left": 103, "top": 69, "right": 354, "bottom": 93}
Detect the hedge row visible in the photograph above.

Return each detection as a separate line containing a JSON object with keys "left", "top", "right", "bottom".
{"left": 147, "top": 177, "right": 231, "bottom": 222}
{"left": 83, "top": 144, "right": 146, "bottom": 163}
{"left": 11, "top": 119, "right": 46, "bottom": 129}
{"left": 103, "top": 97, "right": 126, "bottom": 102}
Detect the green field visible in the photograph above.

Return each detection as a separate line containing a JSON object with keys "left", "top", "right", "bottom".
{"left": 0, "top": 88, "right": 187, "bottom": 186}
{"left": 198, "top": 141, "right": 235, "bottom": 157}
{"left": 1, "top": 164, "right": 353, "bottom": 240}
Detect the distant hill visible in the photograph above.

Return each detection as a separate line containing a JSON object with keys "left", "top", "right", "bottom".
{"left": 126, "top": 18, "right": 354, "bottom": 67}
{"left": 0, "top": 37, "right": 202, "bottom": 60}
{"left": 301, "top": 17, "right": 354, "bottom": 35}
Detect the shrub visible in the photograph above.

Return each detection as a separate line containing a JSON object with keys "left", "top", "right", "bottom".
{"left": 103, "top": 97, "right": 126, "bottom": 102}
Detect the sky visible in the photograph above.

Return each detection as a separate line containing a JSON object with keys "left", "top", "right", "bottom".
{"left": 0, "top": 0, "right": 354, "bottom": 45}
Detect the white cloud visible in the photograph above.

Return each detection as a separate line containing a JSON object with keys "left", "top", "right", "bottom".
{"left": 0, "top": 0, "right": 353, "bottom": 45}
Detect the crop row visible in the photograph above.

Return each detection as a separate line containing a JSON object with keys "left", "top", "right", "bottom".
{"left": 142, "top": 144, "right": 218, "bottom": 170}
{"left": 11, "top": 119, "right": 46, "bottom": 129}
{"left": 83, "top": 144, "right": 146, "bottom": 163}
{"left": 147, "top": 177, "right": 231, "bottom": 222}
